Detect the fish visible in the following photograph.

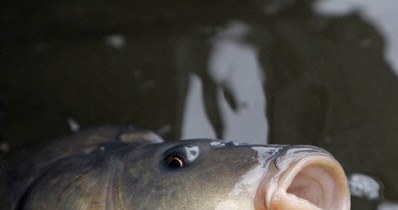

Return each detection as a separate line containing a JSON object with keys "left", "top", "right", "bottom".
{"left": 5, "top": 125, "right": 350, "bottom": 210}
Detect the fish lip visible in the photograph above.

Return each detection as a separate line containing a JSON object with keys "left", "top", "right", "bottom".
{"left": 254, "top": 150, "right": 351, "bottom": 210}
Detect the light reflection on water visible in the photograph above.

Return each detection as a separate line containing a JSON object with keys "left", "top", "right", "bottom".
{"left": 181, "top": 21, "right": 269, "bottom": 144}
{"left": 314, "top": 0, "right": 398, "bottom": 76}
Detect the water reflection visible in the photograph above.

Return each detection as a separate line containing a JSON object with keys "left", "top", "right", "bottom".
{"left": 179, "top": 21, "right": 269, "bottom": 144}
{"left": 314, "top": 0, "right": 398, "bottom": 76}
{"left": 1, "top": 0, "right": 398, "bottom": 209}
{"left": 313, "top": 1, "right": 398, "bottom": 208}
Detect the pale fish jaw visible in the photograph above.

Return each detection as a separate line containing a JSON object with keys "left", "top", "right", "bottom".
{"left": 255, "top": 153, "right": 350, "bottom": 210}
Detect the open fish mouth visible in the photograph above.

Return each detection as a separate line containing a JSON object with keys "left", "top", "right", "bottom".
{"left": 254, "top": 148, "right": 350, "bottom": 210}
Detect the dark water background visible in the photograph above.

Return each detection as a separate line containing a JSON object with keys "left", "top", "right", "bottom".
{"left": 1, "top": 0, "right": 398, "bottom": 209}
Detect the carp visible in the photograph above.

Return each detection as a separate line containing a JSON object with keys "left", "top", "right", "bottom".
{"left": 6, "top": 126, "right": 350, "bottom": 210}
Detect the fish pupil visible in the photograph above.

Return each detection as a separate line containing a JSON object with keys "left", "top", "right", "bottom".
{"left": 166, "top": 155, "right": 185, "bottom": 168}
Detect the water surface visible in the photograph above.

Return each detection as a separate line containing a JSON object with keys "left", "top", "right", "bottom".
{"left": 1, "top": 0, "right": 398, "bottom": 209}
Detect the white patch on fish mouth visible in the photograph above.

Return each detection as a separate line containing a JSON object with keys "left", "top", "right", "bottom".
{"left": 184, "top": 145, "right": 200, "bottom": 161}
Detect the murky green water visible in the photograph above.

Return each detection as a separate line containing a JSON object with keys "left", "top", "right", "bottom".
{"left": 1, "top": 0, "right": 398, "bottom": 209}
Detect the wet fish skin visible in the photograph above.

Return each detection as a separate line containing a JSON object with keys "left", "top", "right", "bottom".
{"left": 7, "top": 126, "right": 350, "bottom": 210}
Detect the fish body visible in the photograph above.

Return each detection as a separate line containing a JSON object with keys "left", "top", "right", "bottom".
{"left": 7, "top": 126, "right": 350, "bottom": 210}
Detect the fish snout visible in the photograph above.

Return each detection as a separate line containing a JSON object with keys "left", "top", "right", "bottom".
{"left": 254, "top": 147, "right": 350, "bottom": 210}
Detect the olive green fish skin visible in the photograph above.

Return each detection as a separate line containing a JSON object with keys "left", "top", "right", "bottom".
{"left": 7, "top": 126, "right": 349, "bottom": 210}
{"left": 7, "top": 126, "right": 159, "bottom": 208}
{"left": 15, "top": 142, "right": 277, "bottom": 209}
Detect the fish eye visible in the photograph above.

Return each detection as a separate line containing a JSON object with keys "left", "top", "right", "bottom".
{"left": 165, "top": 155, "right": 186, "bottom": 169}
{"left": 162, "top": 145, "right": 200, "bottom": 170}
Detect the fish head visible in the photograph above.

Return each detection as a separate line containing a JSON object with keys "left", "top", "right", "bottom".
{"left": 17, "top": 137, "right": 350, "bottom": 210}
{"left": 133, "top": 141, "right": 350, "bottom": 210}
